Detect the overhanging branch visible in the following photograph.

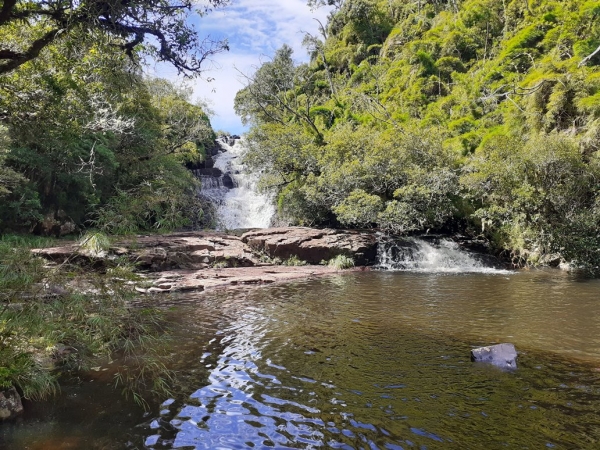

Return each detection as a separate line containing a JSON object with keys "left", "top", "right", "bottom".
{"left": 0, "top": 28, "right": 62, "bottom": 75}
{"left": 579, "top": 44, "right": 600, "bottom": 68}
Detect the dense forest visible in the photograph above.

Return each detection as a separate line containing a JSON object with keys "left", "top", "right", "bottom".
{"left": 0, "top": 0, "right": 224, "bottom": 235}
{"left": 0, "top": 0, "right": 225, "bottom": 403}
{"left": 236, "top": 0, "right": 600, "bottom": 271}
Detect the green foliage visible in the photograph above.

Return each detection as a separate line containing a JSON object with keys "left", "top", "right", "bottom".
{"left": 0, "top": 0, "right": 228, "bottom": 76}
{"left": 327, "top": 254, "right": 355, "bottom": 269}
{"left": 0, "top": 126, "right": 24, "bottom": 198}
{"left": 238, "top": 0, "right": 600, "bottom": 272}
{"left": 0, "top": 236, "right": 173, "bottom": 403}
{"left": 79, "top": 231, "right": 111, "bottom": 257}
{"left": 0, "top": 31, "right": 216, "bottom": 235}
{"left": 333, "top": 189, "right": 383, "bottom": 227}
{"left": 283, "top": 255, "right": 308, "bottom": 266}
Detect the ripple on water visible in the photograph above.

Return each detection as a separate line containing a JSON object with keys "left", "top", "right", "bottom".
{"left": 139, "top": 272, "right": 600, "bottom": 449}
{"left": 3, "top": 271, "right": 598, "bottom": 449}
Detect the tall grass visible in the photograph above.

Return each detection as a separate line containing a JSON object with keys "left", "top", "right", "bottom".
{"left": 0, "top": 234, "right": 173, "bottom": 405}
{"left": 327, "top": 254, "right": 355, "bottom": 269}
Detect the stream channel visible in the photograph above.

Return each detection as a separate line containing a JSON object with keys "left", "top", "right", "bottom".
{"left": 2, "top": 140, "right": 600, "bottom": 449}
{"left": 2, "top": 266, "right": 600, "bottom": 449}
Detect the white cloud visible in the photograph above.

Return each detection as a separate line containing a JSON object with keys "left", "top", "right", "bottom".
{"left": 152, "top": 0, "right": 332, "bottom": 135}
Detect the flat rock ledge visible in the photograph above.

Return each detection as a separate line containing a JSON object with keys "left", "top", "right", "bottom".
{"left": 139, "top": 265, "right": 347, "bottom": 294}
{"left": 32, "top": 227, "right": 378, "bottom": 294}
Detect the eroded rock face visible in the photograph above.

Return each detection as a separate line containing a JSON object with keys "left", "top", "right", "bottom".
{"left": 33, "top": 232, "right": 261, "bottom": 271}
{"left": 34, "top": 228, "right": 379, "bottom": 270}
{"left": 471, "top": 343, "right": 518, "bottom": 369}
{"left": 241, "top": 227, "right": 378, "bottom": 265}
{"left": 0, "top": 387, "right": 24, "bottom": 420}
{"left": 129, "top": 233, "right": 259, "bottom": 270}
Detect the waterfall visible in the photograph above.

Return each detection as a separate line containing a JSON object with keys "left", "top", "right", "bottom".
{"left": 197, "top": 137, "right": 275, "bottom": 230}
{"left": 377, "top": 237, "right": 510, "bottom": 274}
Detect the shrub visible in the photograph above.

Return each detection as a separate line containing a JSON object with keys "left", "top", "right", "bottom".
{"left": 283, "top": 255, "right": 308, "bottom": 266}
{"left": 328, "top": 254, "right": 355, "bottom": 269}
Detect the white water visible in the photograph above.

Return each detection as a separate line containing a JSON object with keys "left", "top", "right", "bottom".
{"left": 377, "top": 237, "right": 511, "bottom": 274}
{"left": 200, "top": 138, "right": 275, "bottom": 230}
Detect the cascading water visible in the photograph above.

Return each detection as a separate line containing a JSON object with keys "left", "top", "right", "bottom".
{"left": 377, "top": 237, "right": 510, "bottom": 273}
{"left": 196, "top": 137, "right": 275, "bottom": 230}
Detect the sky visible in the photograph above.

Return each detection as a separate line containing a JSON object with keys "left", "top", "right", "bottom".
{"left": 149, "top": 0, "right": 332, "bottom": 135}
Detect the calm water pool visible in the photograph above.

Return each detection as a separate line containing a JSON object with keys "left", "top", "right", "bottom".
{"left": 2, "top": 270, "right": 600, "bottom": 449}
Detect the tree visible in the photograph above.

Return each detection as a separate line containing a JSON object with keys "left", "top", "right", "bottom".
{"left": 235, "top": 45, "right": 326, "bottom": 143}
{"left": 0, "top": 0, "right": 229, "bottom": 76}
{"left": 307, "top": 0, "right": 344, "bottom": 11}
{"left": 0, "top": 125, "right": 24, "bottom": 199}
{"left": 0, "top": 27, "right": 216, "bottom": 233}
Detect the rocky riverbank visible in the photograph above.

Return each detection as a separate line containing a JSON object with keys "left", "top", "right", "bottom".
{"left": 32, "top": 227, "right": 379, "bottom": 295}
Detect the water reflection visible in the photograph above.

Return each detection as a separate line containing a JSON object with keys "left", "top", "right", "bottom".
{"left": 147, "top": 271, "right": 600, "bottom": 449}
{"left": 2, "top": 270, "right": 600, "bottom": 449}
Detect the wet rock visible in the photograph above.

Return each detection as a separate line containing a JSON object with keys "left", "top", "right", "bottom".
{"left": 222, "top": 173, "right": 235, "bottom": 189}
{"left": 196, "top": 167, "right": 223, "bottom": 177}
{"left": 146, "top": 265, "right": 341, "bottom": 293}
{"left": 471, "top": 343, "right": 518, "bottom": 369}
{"left": 0, "top": 387, "right": 24, "bottom": 420}
{"left": 241, "top": 227, "right": 378, "bottom": 265}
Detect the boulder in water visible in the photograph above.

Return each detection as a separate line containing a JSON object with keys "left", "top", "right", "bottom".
{"left": 0, "top": 387, "right": 24, "bottom": 420}
{"left": 222, "top": 173, "right": 235, "bottom": 189}
{"left": 471, "top": 343, "right": 517, "bottom": 369}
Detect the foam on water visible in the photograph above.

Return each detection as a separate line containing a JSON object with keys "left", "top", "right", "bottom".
{"left": 200, "top": 138, "right": 275, "bottom": 230}
{"left": 377, "top": 237, "right": 511, "bottom": 274}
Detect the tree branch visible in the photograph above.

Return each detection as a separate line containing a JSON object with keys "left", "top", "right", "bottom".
{"left": 0, "top": 28, "right": 62, "bottom": 75}
{"left": 0, "top": 0, "right": 17, "bottom": 25}
{"left": 578, "top": 43, "right": 600, "bottom": 68}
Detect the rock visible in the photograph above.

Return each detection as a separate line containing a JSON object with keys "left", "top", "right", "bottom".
{"left": 33, "top": 210, "right": 77, "bottom": 237}
{"left": 241, "top": 227, "right": 378, "bottom": 265}
{"left": 32, "top": 228, "right": 376, "bottom": 280}
{"left": 540, "top": 253, "right": 562, "bottom": 268}
{"left": 222, "top": 173, "right": 235, "bottom": 189}
{"left": 471, "top": 343, "right": 518, "bottom": 369}
{"left": 0, "top": 387, "right": 24, "bottom": 420}
{"left": 146, "top": 264, "right": 341, "bottom": 293}
{"left": 196, "top": 168, "right": 223, "bottom": 177}
{"left": 33, "top": 232, "right": 261, "bottom": 271}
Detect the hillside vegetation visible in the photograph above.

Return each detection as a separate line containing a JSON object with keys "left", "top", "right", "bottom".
{"left": 0, "top": 32, "right": 217, "bottom": 235}
{"left": 235, "top": 0, "right": 600, "bottom": 271}
{"left": 0, "top": 3, "right": 222, "bottom": 402}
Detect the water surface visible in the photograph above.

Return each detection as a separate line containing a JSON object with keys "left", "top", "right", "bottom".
{"left": 2, "top": 270, "right": 600, "bottom": 449}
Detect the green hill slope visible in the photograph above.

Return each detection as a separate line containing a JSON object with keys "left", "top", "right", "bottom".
{"left": 236, "top": 0, "right": 600, "bottom": 271}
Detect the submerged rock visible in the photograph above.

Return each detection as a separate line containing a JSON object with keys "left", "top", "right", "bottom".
{"left": 471, "top": 343, "right": 518, "bottom": 369}
{"left": 0, "top": 387, "right": 24, "bottom": 420}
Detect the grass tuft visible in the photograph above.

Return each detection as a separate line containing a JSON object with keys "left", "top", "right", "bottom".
{"left": 327, "top": 254, "right": 355, "bottom": 270}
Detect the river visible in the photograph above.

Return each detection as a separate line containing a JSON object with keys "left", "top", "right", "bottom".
{"left": 2, "top": 268, "right": 600, "bottom": 449}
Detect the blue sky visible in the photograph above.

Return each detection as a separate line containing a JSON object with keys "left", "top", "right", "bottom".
{"left": 150, "top": 0, "right": 332, "bottom": 135}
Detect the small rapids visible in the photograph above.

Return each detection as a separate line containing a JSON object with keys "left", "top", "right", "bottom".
{"left": 377, "top": 237, "right": 510, "bottom": 274}
{"left": 199, "top": 138, "right": 275, "bottom": 230}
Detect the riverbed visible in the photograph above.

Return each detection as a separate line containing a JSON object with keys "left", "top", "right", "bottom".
{"left": 2, "top": 269, "right": 600, "bottom": 449}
